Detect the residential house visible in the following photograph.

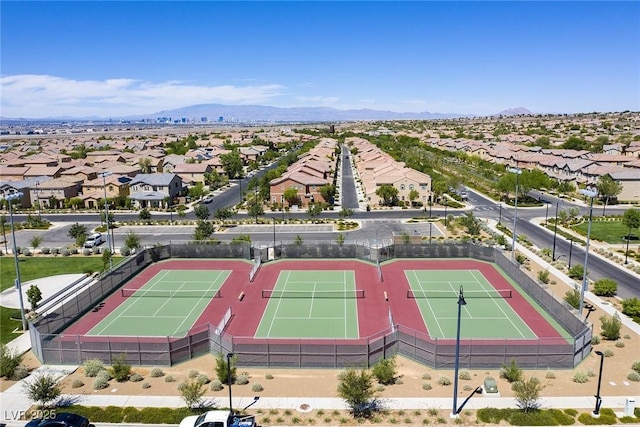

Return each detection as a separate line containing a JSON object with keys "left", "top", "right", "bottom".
{"left": 173, "top": 163, "right": 212, "bottom": 186}
{"left": 128, "top": 173, "right": 183, "bottom": 208}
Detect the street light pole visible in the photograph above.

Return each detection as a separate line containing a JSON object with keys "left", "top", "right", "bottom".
{"left": 5, "top": 192, "right": 28, "bottom": 331}
{"left": 624, "top": 232, "right": 631, "bottom": 265}
{"left": 568, "top": 238, "right": 574, "bottom": 268}
{"left": 552, "top": 202, "right": 560, "bottom": 261}
{"left": 227, "top": 352, "right": 234, "bottom": 413}
{"left": 100, "top": 172, "right": 113, "bottom": 270}
{"left": 273, "top": 217, "right": 276, "bottom": 249}
{"left": 507, "top": 165, "right": 522, "bottom": 262}
{"left": 35, "top": 180, "right": 41, "bottom": 219}
{"left": 451, "top": 286, "right": 467, "bottom": 419}
{"left": 593, "top": 350, "right": 605, "bottom": 417}
{"left": 578, "top": 188, "right": 598, "bottom": 315}
{"left": 498, "top": 203, "right": 502, "bottom": 225}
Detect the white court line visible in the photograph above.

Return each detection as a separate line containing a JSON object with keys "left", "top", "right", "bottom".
{"left": 266, "top": 271, "right": 290, "bottom": 337}
{"left": 411, "top": 270, "right": 445, "bottom": 337}
{"left": 171, "top": 270, "right": 225, "bottom": 335}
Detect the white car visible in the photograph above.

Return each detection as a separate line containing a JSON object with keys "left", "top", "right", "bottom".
{"left": 84, "top": 233, "right": 103, "bottom": 248}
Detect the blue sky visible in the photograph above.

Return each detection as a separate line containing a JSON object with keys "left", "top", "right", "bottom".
{"left": 1, "top": 1, "right": 639, "bottom": 118}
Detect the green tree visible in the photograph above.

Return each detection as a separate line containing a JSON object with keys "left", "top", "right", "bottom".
{"left": 138, "top": 158, "right": 152, "bottom": 174}
{"left": 66, "top": 197, "right": 84, "bottom": 210}
{"left": 338, "top": 208, "right": 354, "bottom": 219}
{"left": 596, "top": 176, "right": 623, "bottom": 215}
{"left": 109, "top": 354, "right": 131, "bottom": 382}
{"left": 68, "top": 222, "right": 88, "bottom": 246}
{"left": 459, "top": 211, "right": 481, "bottom": 236}
{"left": 0, "top": 215, "right": 7, "bottom": 253}
{"left": 188, "top": 183, "right": 208, "bottom": 201}
{"left": 220, "top": 151, "right": 243, "bottom": 179}
{"left": 431, "top": 180, "right": 448, "bottom": 201}
{"left": 593, "top": 278, "right": 617, "bottom": 297}
{"left": 124, "top": 230, "right": 141, "bottom": 250}
{"left": 214, "top": 207, "right": 235, "bottom": 221}
{"left": 336, "top": 233, "right": 346, "bottom": 246}
{"left": 100, "top": 211, "right": 115, "bottom": 227}
{"left": 318, "top": 184, "right": 336, "bottom": 204}
{"left": 193, "top": 220, "right": 215, "bottom": 241}
{"left": 138, "top": 208, "right": 152, "bottom": 221}
{"left": 408, "top": 189, "right": 419, "bottom": 207}
{"left": 0, "top": 343, "right": 22, "bottom": 379}
{"left": 194, "top": 204, "right": 211, "bottom": 220}
{"left": 283, "top": 187, "right": 300, "bottom": 206}
{"left": 512, "top": 376, "right": 544, "bottom": 413}
{"left": 621, "top": 297, "right": 640, "bottom": 320}
{"left": 23, "top": 373, "right": 61, "bottom": 408}
{"left": 307, "top": 203, "right": 323, "bottom": 218}
{"left": 496, "top": 173, "right": 516, "bottom": 201}
{"left": 102, "top": 249, "right": 112, "bottom": 271}
{"left": 600, "top": 313, "right": 622, "bottom": 340}
{"left": 622, "top": 208, "right": 640, "bottom": 245}
{"left": 337, "top": 369, "right": 376, "bottom": 418}
{"left": 178, "top": 378, "right": 206, "bottom": 409}
{"left": 29, "top": 235, "right": 42, "bottom": 254}
{"left": 26, "top": 285, "right": 42, "bottom": 311}
{"left": 568, "top": 264, "right": 585, "bottom": 280}
{"left": 564, "top": 286, "right": 581, "bottom": 309}
{"left": 215, "top": 352, "right": 237, "bottom": 384}
{"left": 246, "top": 194, "right": 264, "bottom": 222}
{"left": 294, "top": 234, "right": 304, "bottom": 245}
{"left": 375, "top": 184, "right": 398, "bottom": 206}
{"left": 372, "top": 357, "right": 397, "bottom": 385}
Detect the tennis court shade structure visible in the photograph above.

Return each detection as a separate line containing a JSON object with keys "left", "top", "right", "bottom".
{"left": 87, "top": 269, "right": 230, "bottom": 337}
{"left": 255, "top": 270, "right": 360, "bottom": 339}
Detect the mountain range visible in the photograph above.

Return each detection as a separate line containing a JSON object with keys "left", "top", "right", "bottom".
{"left": 1, "top": 104, "right": 533, "bottom": 122}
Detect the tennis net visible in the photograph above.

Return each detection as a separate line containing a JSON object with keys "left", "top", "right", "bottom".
{"left": 406, "top": 289, "right": 512, "bottom": 299}
{"left": 121, "top": 288, "right": 222, "bottom": 298}
{"left": 262, "top": 289, "right": 365, "bottom": 299}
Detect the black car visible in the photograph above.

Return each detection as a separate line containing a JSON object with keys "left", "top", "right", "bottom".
{"left": 25, "top": 413, "right": 90, "bottom": 427}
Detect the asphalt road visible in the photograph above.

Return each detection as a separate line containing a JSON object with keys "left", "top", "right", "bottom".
{"left": 339, "top": 145, "right": 359, "bottom": 209}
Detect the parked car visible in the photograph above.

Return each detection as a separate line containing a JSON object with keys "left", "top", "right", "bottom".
{"left": 84, "top": 233, "right": 103, "bottom": 248}
{"left": 26, "top": 413, "right": 90, "bottom": 427}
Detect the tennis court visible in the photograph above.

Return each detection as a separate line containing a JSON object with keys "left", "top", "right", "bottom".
{"left": 87, "top": 269, "right": 231, "bottom": 337}
{"left": 255, "top": 270, "right": 360, "bottom": 339}
{"left": 405, "top": 269, "right": 537, "bottom": 339}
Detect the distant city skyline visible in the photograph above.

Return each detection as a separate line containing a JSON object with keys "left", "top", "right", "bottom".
{"left": 1, "top": 1, "right": 639, "bottom": 119}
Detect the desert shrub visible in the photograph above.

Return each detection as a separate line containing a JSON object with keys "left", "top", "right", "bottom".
{"left": 564, "top": 287, "right": 581, "bottom": 309}
{"left": 188, "top": 369, "right": 199, "bottom": 379}
{"left": 164, "top": 375, "right": 175, "bottom": 382}
{"left": 83, "top": 359, "right": 105, "bottom": 377}
{"left": 196, "top": 374, "right": 209, "bottom": 385}
{"left": 120, "top": 246, "right": 131, "bottom": 256}
{"left": 41, "top": 247, "right": 50, "bottom": 254}
{"left": 252, "top": 383, "right": 264, "bottom": 392}
{"left": 616, "top": 341, "right": 626, "bottom": 348}
{"left": 624, "top": 334, "right": 631, "bottom": 339}
{"left": 422, "top": 383, "right": 432, "bottom": 391}
{"left": 372, "top": 357, "right": 397, "bottom": 385}
{"left": 142, "top": 382, "right": 151, "bottom": 389}
{"left": 61, "top": 248, "right": 70, "bottom": 256}
{"left": 458, "top": 370, "right": 471, "bottom": 380}
{"left": 545, "top": 370, "right": 556, "bottom": 379}
{"left": 578, "top": 410, "right": 617, "bottom": 425}
{"left": 83, "top": 249, "right": 91, "bottom": 256}
{"left": 110, "top": 354, "right": 131, "bottom": 382}
{"left": 622, "top": 297, "right": 640, "bottom": 319}
{"left": 23, "top": 373, "right": 61, "bottom": 408}
{"left": 265, "top": 373, "right": 274, "bottom": 380}
{"left": 178, "top": 379, "right": 206, "bottom": 409}
{"left": 568, "top": 264, "right": 585, "bottom": 279}
{"left": 591, "top": 336, "right": 601, "bottom": 345}
{"left": 236, "top": 373, "right": 249, "bottom": 385}
{"left": 600, "top": 314, "right": 622, "bottom": 340}
{"left": 22, "top": 248, "right": 31, "bottom": 256}
{"left": 537, "top": 269, "right": 550, "bottom": 284}
{"left": 211, "top": 380, "right": 223, "bottom": 391}
{"left": 0, "top": 344, "right": 23, "bottom": 379}
{"left": 573, "top": 372, "right": 589, "bottom": 383}
{"left": 632, "top": 361, "right": 640, "bottom": 374}
{"left": 604, "top": 349, "right": 614, "bottom": 357}
{"left": 593, "top": 278, "right": 617, "bottom": 297}
{"left": 437, "top": 377, "right": 451, "bottom": 386}
{"left": 564, "top": 408, "right": 578, "bottom": 416}
{"left": 421, "top": 373, "right": 431, "bottom": 380}
{"left": 130, "top": 373, "right": 143, "bottom": 382}
{"left": 11, "top": 365, "right": 29, "bottom": 380}
{"left": 71, "top": 379, "right": 84, "bottom": 388}
{"left": 395, "top": 378, "right": 403, "bottom": 385}
{"left": 500, "top": 358, "right": 523, "bottom": 383}
{"left": 150, "top": 368, "right": 164, "bottom": 378}
{"left": 375, "top": 384, "right": 385, "bottom": 392}
{"left": 627, "top": 372, "right": 640, "bottom": 382}
{"left": 94, "top": 376, "right": 109, "bottom": 390}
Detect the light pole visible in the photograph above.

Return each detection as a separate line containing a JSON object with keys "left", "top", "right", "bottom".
{"left": 624, "top": 232, "right": 631, "bottom": 265}
{"left": 544, "top": 203, "right": 549, "bottom": 226}
{"left": 593, "top": 350, "right": 605, "bottom": 417}
{"left": 429, "top": 222, "right": 433, "bottom": 245}
{"left": 429, "top": 195, "right": 432, "bottom": 219}
{"left": 498, "top": 202, "right": 502, "bottom": 225}
{"left": 100, "top": 172, "right": 113, "bottom": 269}
{"left": 444, "top": 198, "right": 448, "bottom": 227}
{"left": 4, "top": 192, "right": 28, "bottom": 331}
{"left": 552, "top": 202, "right": 560, "bottom": 261}
{"left": 273, "top": 217, "right": 276, "bottom": 249}
{"left": 578, "top": 188, "right": 598, "bottom": 315}
{"left": 451, "top": 286, "right": 467, "bottom": 419}
{"left": 507, "top": 165, "right": 522, "bottom": 261}
{"left": 227, "top": 352, "right": 234, "bottom": 413}
{"left": 35, "top": 180, "right": 41, "bottom": 219}
{"left": 568, "top": 238, "right": 574, "bottom": 268}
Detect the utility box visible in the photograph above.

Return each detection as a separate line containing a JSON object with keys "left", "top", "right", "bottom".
{"left": 483, "top": 377, "right": 498, "bottom": 394}
{"left": 624, "top": 397, "right": 636, "bottom": 416}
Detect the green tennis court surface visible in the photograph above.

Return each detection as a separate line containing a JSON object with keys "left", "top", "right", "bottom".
{"left": 255, "top": 270, "right": 359, "bottom": 339}
{"left": 406, "top": 270, "right": 537, "bottom": 339}
{"left": 87, "top": 269, "right": 230, "bottom": 337}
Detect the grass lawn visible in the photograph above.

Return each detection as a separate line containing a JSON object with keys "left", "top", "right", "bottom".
{"left": 0, "top": 256, "right": 121, "bottom": 345}
{"left": 572, "top": 220, "right": 636, "bottom": 244}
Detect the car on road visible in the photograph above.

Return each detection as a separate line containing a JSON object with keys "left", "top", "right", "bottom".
{"left": 25, "top": 412, "right": 90, "bottom": 427}
{"left": 84, "top": 232, "right": 103, "bottom": 248}
{"left": 203, "top": 195, "right": 214, "bottom": 204}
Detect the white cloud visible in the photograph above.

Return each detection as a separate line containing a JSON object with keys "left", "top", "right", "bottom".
{"left": 0, "top": 75, "right": 286, "bottom": 118}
